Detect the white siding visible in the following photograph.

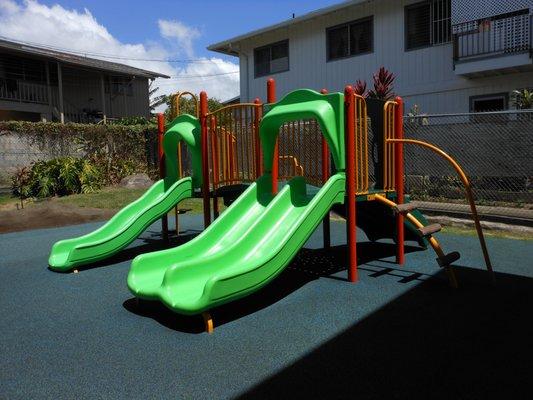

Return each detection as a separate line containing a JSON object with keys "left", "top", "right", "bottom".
{"left": 237, "top": 0, "right": 533, "bottom": 113}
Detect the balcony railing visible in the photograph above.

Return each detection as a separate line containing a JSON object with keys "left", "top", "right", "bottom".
{"left": 453, "top": 12, "right": 531, "bottom": 62}
{"left": 0, "top": 79, "right": 49, "bottom": 104}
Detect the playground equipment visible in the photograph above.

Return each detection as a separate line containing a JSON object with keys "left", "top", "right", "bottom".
{"left": 127, "top": 80, "right": 493, "bottom": 332}
{"left": 48, "top": 92, "right": 263, "bottom": 271}
{"left": 48, "top": 77, "right": 493, "bottom": 332}
{"left": 47, "top": 115, "right": 201, "bottom": 271}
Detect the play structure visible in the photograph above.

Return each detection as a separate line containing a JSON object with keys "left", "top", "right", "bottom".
{"left": 49, "top": 79, "right": 494, "bottom": 332}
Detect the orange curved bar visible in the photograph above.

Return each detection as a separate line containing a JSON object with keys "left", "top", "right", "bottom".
{"left": 374, "top": 194, "right": 458, "bottom": 288}
{"left": 387, "top": 138, "right": 494, "bottom": 281}
{"left": 173, "top": 91, "right": 199, "bottom": 118}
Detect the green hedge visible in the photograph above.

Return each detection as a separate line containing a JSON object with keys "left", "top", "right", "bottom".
{"left": 1, "top": 121, "right": 160, "bottom": 195}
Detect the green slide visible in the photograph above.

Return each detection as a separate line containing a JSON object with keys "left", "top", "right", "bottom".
{"left": 48, "top": 114, "right": 203, "bottom": 271}
{"left": 128, "top": 89, "right": 346, "bottom": 314}
{"left": 48, "top": 177, "right": 192, "bottom": 271}
{"left": 128, "top": 173, "right": 345, "bottom": 314}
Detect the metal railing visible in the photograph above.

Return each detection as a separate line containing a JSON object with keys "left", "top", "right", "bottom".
{"left": 453, "top": 12, "right": 531, "bottom": 62}
{"left": 403, "top": 109, "right": 533, "bottom": 218}
{"left": 0, "top": 79, "right": 49, "bottom": 104}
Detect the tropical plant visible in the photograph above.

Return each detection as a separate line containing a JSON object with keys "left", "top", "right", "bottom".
{"left": 353, "top": 79, "right": 367, "bottom": 97}
{"left": 149, "top": 81, "right": 168, "bottom": 111}
{"left": 367, "top": 67, "right": 396, "bottom": 100}
{"left": 511, "top": 89, "right": 533, "bottom": 109}
{"left": 10, "top": 157, "right": 104, "bottom": 199}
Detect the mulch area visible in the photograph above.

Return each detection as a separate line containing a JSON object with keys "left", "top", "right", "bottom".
{"left": 0, "top": 201, "right": 115, "bottom": 233}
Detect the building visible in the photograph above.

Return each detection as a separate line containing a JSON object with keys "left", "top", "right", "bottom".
{"left": 0, "top": 39, "right": 169, "bottom": 123}
{"left": 208, "top": 0, "right": 533, "bottom": 114}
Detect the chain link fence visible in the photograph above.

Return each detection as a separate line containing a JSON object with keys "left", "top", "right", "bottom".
{"left": 403, "top": 110, "right": 533, "bottom": 219}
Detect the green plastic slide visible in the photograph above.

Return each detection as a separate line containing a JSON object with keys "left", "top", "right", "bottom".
{"left": 128, "top": 88, "right": 347, "bottom": 314}
{"left": 128, "top": 173, "right": 345, "bottom": 314}
{"left": 48, "top": 177, "right": 192, "bottom": 271}
{"left": 49, "top": 114, "right": 202, "bottom": 271}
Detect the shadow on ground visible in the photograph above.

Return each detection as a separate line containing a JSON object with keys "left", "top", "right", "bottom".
{"left": 235, "top": 265, "right": 532, "bottom": 399}
{"left": 123, "top": 242, "right": 425, "bottom": 333}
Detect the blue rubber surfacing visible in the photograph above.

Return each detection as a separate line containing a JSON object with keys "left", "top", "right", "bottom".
{"left": 0, "top": 215, "right": 532, "bottom": 399}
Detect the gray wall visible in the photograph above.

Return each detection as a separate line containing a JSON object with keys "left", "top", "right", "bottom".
{"left": 237, "top": 0, "right": 533, "bottom": 114}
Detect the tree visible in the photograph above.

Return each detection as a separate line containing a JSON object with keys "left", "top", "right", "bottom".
{"left": 149, "top": 81, "right": 167, "bottom": 111}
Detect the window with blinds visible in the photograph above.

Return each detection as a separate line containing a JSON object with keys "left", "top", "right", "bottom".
{"left": 327, "top": 17, "right": 373, "bottom": 61}
{"left": 405, "top": 0, "right": 451, "bottom": 50}
{"left": 254, "top": 40, "right": 289, "bottom": 78}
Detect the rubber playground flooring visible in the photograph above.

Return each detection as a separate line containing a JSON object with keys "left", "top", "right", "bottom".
{"left": 1, "top": 214, "right": 532, "bottom": 399}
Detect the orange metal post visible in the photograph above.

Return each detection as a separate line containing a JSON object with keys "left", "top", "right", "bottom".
{"left": 394, "top": 97, "right": 405, "bottom": 265}
{"left": 344, "top": 86, "right": 357, "bottom": 282}
{"left": 157, "top": 113, "right": 169, "bottom": 242}
{"left": 320, "top": 88, "right": 331, "bottom": 249}
{"left": 200, "top": 91, "right": 211, "bottom": 228}
{"left": 267, "top": 78, "right": 278, "bottom": 194}
{"left": 253, "top": 98, "right": 263, "bottom": 178}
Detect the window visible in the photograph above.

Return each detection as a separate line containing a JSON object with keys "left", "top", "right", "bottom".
{"left": 470, "top": 93, "right": 508, "bottom": 112}
{"left": 405, "top": 0, "right": 451, "bottom": 50}
{"left": 327, "top": 17, "right": 373, "bottom": 61}
{"left": 105, "top": 76, "right": 133, "bottom": 96}
{"left": 254, "top": 40, "right": 289, "bottom": 78}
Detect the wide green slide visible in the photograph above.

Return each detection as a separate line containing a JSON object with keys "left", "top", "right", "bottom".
{"left": 128, "top": 89, "right": 347, "bottom": 314}
{"left": 128, "top": 173, "right": 345, "bottom": 314}
{"left": 49, "top": 115, "right": 202, "bottom": 271}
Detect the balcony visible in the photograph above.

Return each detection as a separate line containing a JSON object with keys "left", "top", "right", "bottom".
{"left": 453, "top": 11, "right": 532, "bottom": 77}
{"left": 0, "top": 79, "right": 51, "bottom": 104}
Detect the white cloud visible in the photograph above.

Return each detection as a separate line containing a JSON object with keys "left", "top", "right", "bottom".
{"left": 158, "top": 19, "right": 200, "bottom": 58}
{"left": 0, "top": 0, "right": 239, "bottom": 105}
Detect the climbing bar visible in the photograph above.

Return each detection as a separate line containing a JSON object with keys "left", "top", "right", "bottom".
{"left": 383, "top": 101, "right": 397, "bottom": 191}
{"left": 386, "top": 138, "right": 494, "bottom": 282}
{"left": 393, "top": 202, "right": 417, "bottom": 214}
{"left": 354, "top": 94, "right": 369, "bottom": 194}
{"left": 172, "top": 91, "right": 199, "bottom": 118}
{"left": 374, "top": 194, "right": 458, "bottom": 288}
{"left": 418, "top": 223, "right": 442, "bottom": 236}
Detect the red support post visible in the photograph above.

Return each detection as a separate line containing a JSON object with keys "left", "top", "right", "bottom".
{"left": 267, "top": 78, "right": 278, "bottom": 194}
{"left": 157, "top": 113, "right": 169, "bottom": 242}
{"left": 200, "top": 91, "right": 211, "bottom": 228}
{"left": 344, "top": 86, "right": 357, "bottom": 282}
{"left": 253, "top": 98, "right": 263, "bottom": 178}
{"left": 320, "top": 88, "right": 331, "bottom": 249}
{"left": 394, "top": 96, "right": 405, "bottom": 265}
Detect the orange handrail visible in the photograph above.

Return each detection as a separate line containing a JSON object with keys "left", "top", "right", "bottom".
{"left": 374, "top": 194, "right": 458, "bottom": 288}
{"left": 386, "top": 138, "right": 494, "bottom": 281}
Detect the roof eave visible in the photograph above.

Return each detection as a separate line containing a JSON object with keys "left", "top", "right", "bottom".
{"left": 207, "top": 0, "right": 370, "bottom": 55}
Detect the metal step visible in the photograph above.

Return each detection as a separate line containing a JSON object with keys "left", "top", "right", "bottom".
{"left": 393, "top": 203, "right": 417, "bottom": 214}
{"left": 436, "top": 251, "right": 461, "bottom": 267}
{"left": 176, "top": 208, "right": 192, "bottom": 215}
{"left": 417, "top": 223, "right": 442, "bottom": 236}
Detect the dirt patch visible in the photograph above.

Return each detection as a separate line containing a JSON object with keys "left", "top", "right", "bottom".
{"left": 0, "top": 201, "right": 116, "bottom": 234}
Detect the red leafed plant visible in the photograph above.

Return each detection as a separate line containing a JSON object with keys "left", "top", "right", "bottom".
{"left": 367, "top": 67, "right": 395, "bottom": 100}
{"left": 353, "top": 79, "right": 367, "bottom": 97}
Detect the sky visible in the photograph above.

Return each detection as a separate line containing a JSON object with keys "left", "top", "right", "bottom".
{"left": 0, "top": 0, "right": 341, "bottom": 103}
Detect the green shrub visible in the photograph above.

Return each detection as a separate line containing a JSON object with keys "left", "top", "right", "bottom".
{"left": 11, "top": 157, "right": 104, "bottom": 199}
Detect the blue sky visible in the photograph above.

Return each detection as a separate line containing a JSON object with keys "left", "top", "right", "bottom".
{"left": 36, "top": 0, "right": 340, "bottom": 60}
{"left": 0, "top": 0, "right": 341, "bottom": 101}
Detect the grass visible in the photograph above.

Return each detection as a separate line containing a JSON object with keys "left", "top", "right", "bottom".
{"left": 441, "top": 225, "right": 533, "bottom": 241}
{"left": 54, "top": 186, "right": 205, "bottom": 213}
{"left": 0, "top": 193, "right": 20, "bottom": 209}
